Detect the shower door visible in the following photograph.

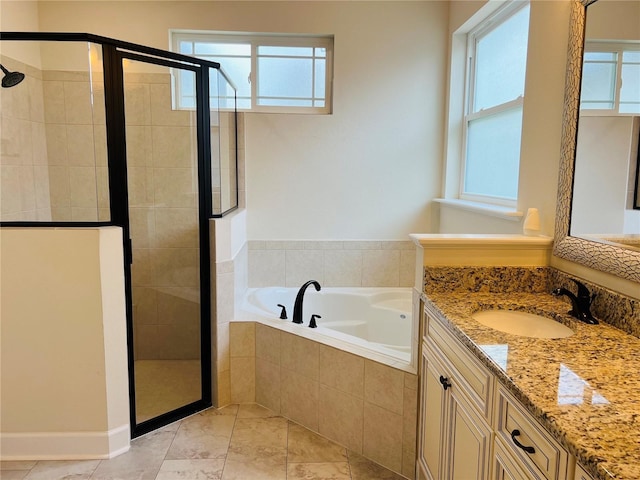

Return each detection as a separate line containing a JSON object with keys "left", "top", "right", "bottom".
{"left": 110, "top": 49, "right": 212, "bottom": 436}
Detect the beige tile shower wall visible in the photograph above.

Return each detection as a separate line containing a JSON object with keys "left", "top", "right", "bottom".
{"left": 125, "top": 72, "right": 201, "bottom": 361}
{"left": 248, "top": 240, "right": 416, "bottom": 288}
{"left": 0, "top": 56, "right": 51, "bottom": 221}
{"left": 42, "top": 70, "right": 108, "bottom": 222}
{"left": 234, "top": 322, "right": 419, "bottom": 479}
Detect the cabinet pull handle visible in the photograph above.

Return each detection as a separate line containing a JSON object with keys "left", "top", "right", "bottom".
{"left": 439, "top": 375, "right": 451, "bottom": 390}
{"left": 511, "top": 429, "right": 536, "bottom": 454}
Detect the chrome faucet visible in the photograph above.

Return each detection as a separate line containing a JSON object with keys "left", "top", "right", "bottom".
{"left": 292, "top": 280, "right": 321, "bottom": 324}
{"left": 552, "top": 279, "right": 598, "bottom": 324}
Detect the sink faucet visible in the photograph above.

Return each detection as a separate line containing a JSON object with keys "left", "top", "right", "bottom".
{"left": 552, "top": 279, "right": 598, "bottom": 324}
{"left": 292, "top": 280, "right": 321, "bottom": 324}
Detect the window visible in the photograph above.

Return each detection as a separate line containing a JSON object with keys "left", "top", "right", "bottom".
{"left": 581, "top": 42, "right": 640, "bottom": 114}
{"left": 462, "top": 2, "right": 530, "bottom": 205}
{"left": 171, "top": 31, "right": 333, "bottom": 114}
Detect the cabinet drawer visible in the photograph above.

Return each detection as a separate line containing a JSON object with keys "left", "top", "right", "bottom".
{"left": 426, "top": 311, "right": 494, "bottom": 420}
{"left": 495, "top": 386, "right": 571, "bottom": 480}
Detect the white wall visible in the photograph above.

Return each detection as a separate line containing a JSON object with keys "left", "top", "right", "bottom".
{"left": 0, "top": 227, "right": 129, "bottom": 459}
{"left": 30, "top": 0, "right": 447, "bottom": 241}
{"left": 440, "top": 0, "right": 571, "bottom": 238}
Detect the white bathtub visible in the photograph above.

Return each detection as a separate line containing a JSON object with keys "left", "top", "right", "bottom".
{"left": 239, "top": 286, "right": 413, "bottom": 365}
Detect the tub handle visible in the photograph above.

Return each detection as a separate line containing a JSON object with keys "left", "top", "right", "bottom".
{"left": 309, "top": 314, "right": 321, "bottom": 328}
{"left": 277, "top": 304, "right": 288, "bottom": 320}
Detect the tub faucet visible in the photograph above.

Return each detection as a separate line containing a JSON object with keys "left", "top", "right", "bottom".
{"left": 292, "top": 280, "right": 321, "bottom": 324}
{"left": 552, "top": 279, "right": 598, "bottom": 324}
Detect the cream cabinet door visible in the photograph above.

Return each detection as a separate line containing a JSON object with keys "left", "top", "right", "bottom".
{"left": 419, "top": 343, "right": 492, "bottom": 480}
{"left": 446, "top": 386, "right": 493, "bottom": 480}
{"left": 419, "top": 345, "right": 447, "bottom": 480}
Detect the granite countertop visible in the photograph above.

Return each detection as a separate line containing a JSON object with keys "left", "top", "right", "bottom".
{"left": 423, "top": 290, "right": 640, "bottom": 480}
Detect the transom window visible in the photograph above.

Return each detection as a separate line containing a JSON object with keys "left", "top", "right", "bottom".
{"left": 171, "top": 31, "right": 333, "bottom": 114}
{"left": 462, "top": 2, "right": 530, "bottom": 205}
{"left": 581, "top": 41, "right": 640, "bottom": 114}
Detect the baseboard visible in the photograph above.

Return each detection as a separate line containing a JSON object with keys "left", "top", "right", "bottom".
{"left": 0, "top": 424, "right": 130, "bottom": 460}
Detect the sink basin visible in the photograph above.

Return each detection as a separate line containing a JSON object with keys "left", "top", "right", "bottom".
{"left": 472, "top": 310, "right": 574, "bottom": 339}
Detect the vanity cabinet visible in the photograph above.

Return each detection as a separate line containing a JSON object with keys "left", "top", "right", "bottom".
{"left": 574, "top": 465, "right": 594, "bottom": 480}
{"left": 418, "top": 308, "right": 578, "bottom": 480}
{"left": 418, "top": 308, "right": 494, "bottom": 480}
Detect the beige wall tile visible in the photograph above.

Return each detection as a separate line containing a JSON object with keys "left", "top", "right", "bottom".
{"left": 0, "top": 166, "right": 22, "bottom": 215}
{"left": 132, "top": 286, "right": 158, "bottom": 326}
{"left": 318, "top": 385, "right": 363, "bottom": 454}
{"left": 230, "top": 322, "right": 255, "bottom": 357}
{"left": 404, "top": 372, "right": 418, "bottom": 391}
{"left": 362, "top": 250, "right": 400, "bottom": 287}
{"left": 47, "top": 165, "right": 70, "bottom": 207}
{"left": 281, "top": 332, "right": 319, "bottom": 380}
{"left": 63, "top": 81, "right": 93, "bottom": 124}
{"left": 216, "top": 271, "right": 235, "bottom": 325}
{"left": 400, "top": 250, "right": 417, "bottom": 287}
{"left": 66, "top": 124, "right": 95, "bottom": 166}
{"left": 129, "top": 207, "right": 155, "bottom": 249}
{"left": 323, "top": 250, "right": 363, "bottom": 287}
{"left": 364, "top": 360, "right": 404, "bottom": 415}
{"left": 216, "top": 321, "right": 230, "bottom": 373}
{"left": 363, "top": 402, "right": 403, "bottom": 474}
{"left": 256, "top": 324, "right": 281, "bottom": 365}
{"left": 31, "top": 122, "right": 48, "bottom": 166}
{"left": 153, "top": 167, "right": 197, "bottom": 208}
{"left": 402, "top": 449, "right": 417, "bottom": 480}
{"left": 402, "top": 386, "right": 418, "bottom": 454}
{"left": 152, "top": 248, "right": 199, "bottom": 287}
{"left": 152, "top": 126, "right": 196, "bottom": 168}
{"left": 70, "top": 207, "right": 98, "bottom": 221}
{"left": 280, "top": 369, "right": 319, "bottom": 431}
{"left": 153, "top": 207, "right": 198, "bottom": 248}
{"left": 319, "top": 345, "right": 364, "bottom": 397}
{"left": 256, "top": 359, "right": 281, "bottom": 413}
{"left": 69, "top": 166, "right": 97, "bottom": 207}
{"left": 248, "top": 249, "right": 285, "bottom": 287}
{"left": 33, "top": 166, "right": 51, "bottom": 211}
{"left": 131, "top": 248, "right": 153, "bottom": 286}
{"left": 127, "top": 166, "right": 155, "bottom": 207}
{"left": 42, "top": 81, "right": 65, "bottom": 124}
{"left": 126, "top": 126, "right": 153, "bottom": 166}
{"left": 156, "top": 287, "right": 200, "bottom": 326}
{"left": 230, "top": 356, "right": 256, "bottom": 403}
{"left": 124, "top": 83, "right": 151, "bottom": 126}
{"left": 216, "top": 369, "right": 231, "bottom": 407}
{"left": 285, "top": 250, "right": 324, "bottom": 287}
{"left": 45, "top": 123, "right": 68, "bottom": 165}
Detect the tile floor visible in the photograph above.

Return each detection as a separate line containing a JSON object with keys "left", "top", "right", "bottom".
{"left": 0, "top": 403, "right": 408, "bottom": 480}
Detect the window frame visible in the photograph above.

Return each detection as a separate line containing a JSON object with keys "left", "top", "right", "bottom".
{"left": 459, "top": 1, "right": 530, "bottom": 208}
{"left": 580, "top": 40, "right": 640, "bottom": 116}
{"left": 171, "top": 30, "right": 333, "bottom": 114}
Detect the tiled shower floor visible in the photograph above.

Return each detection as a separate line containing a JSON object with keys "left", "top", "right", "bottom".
{"left": 0, "top": 403, "right": 406, "bottom": 480}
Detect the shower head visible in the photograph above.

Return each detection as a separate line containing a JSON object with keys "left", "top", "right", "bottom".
{"left": 0, "top": 64, "right": 25, "bottom": 88}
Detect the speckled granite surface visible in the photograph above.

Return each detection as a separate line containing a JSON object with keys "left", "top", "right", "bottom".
{"left": 422, "top": 267, "right": 640, "bottom": 480}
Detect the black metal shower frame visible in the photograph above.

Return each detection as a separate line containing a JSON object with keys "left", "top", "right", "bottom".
{"left": 0, "top": 32, "right": 238, "bottom": 438}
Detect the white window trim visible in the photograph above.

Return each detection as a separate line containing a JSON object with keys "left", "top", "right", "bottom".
{"left": 440, "top": 1, "right": 529, "bottom": 212}
{"left": 459, "top": 1, "right": 529, "bottom": 208}
{"left": 580, "top": 40, "right": 640, "bottom": 117}
{"left": 170, "top": 30, "right": 333, "bottom": 114}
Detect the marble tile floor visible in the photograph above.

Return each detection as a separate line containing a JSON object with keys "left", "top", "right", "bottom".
{"left": 0, "top": 403, "right": 407, "bottom": 480}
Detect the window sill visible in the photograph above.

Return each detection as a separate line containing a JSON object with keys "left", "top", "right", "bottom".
{"left": 433, "top": 198, "right": 523, "bottom": 222}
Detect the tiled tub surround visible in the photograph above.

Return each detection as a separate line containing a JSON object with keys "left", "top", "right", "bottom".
{"left": 248, "top": 240, "right": 416, "bottom": 288}
{"left": 228, "top": 322, "right": 419, "bottom": 479}
{"left": 422, "top": 266, "right": 640, "bottom": 480}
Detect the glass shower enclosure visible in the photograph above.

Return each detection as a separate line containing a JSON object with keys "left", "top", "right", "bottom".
{"left": 0, "top": 32, "right": 238, "bottom": 437}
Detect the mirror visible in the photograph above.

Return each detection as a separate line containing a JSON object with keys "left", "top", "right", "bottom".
{"left": 571, "top": 0, "right": 640, "bottom": 251}
{"left": 554, "top": 0, "right": 640, "bottom": 282}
